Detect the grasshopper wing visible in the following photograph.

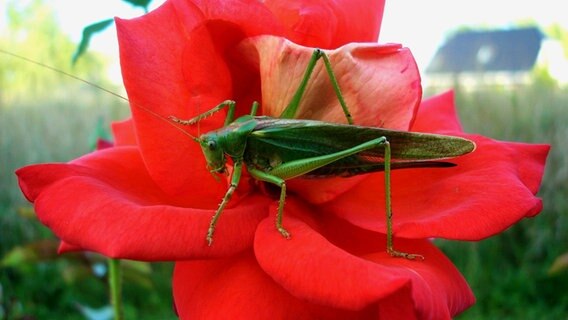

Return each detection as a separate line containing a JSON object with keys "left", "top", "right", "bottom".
{"left": 245, "top": 117, "right": 475, "bottom": 177}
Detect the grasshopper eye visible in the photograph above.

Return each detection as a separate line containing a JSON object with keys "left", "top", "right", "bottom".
{"left": 207, "top": 140, "right": 217, "bottom": 151}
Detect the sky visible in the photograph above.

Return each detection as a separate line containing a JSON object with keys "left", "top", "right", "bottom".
{"left": 380, "top": 0, "right": 568, "bottom": 71}
{"left": 47, "top": 0, "right": 568, "bottom": 81}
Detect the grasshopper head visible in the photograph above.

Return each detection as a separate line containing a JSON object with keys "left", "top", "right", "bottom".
{"left": 199, "top": 134, "right": 226, "bottom": 174}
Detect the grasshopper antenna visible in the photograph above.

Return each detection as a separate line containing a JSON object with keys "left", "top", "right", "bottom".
{"left": 0, "top": 49, "right": 200, "bottom": 143}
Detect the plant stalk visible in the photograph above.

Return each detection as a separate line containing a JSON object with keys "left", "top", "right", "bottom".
{"left": 108, "top": 258, "right": 123, "bottom": 320}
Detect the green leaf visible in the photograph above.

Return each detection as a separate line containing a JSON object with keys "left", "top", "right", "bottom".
{"left": 122, "top": 0, "right": 152, "bottom": 12}
{"left": 1, "top": 240, "right": 59, "bottom": 267}
{"left": 16, "top": 206, "right": 36, "bottom": 219}
{"left": 549, "top": 252, "right": 568, "bottom": 275}
{"left": 72, "top": 18, "right": 114, "bottom": 65}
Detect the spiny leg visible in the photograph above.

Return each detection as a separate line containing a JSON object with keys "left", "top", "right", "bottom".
{"left": 279, "top": 49, "right": 353, "bottom": 124}
{"left": 267, "top": 135, "right": 424, "bottom": 259}
{"left": 206, "top": 162, "right": 243, "bottom": 245}
{"left": 249, "top": 137, "right": 395, "bottom": 240}
{"left": 275, "top": 181, "right": 289, "bottom": 238}
{"left": 248, "top": 168, "right": 290, "bottom": 238}
{"left": 383, "top": 140, "right": 424, "bottom": 260}
{"left": 169, "top": 100, "right": 237, "bottom": 127}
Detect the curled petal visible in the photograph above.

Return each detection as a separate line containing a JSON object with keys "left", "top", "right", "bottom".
{"left": 322, "top": 135, "right": 550, "bottom": 240}
{"left": 264, "top": 0, "right": 385, "bottom": 48}
{"left": 16, "top": 147, "right": 270, "bottom": 260}
{"left": 240, "top": 36, "right": 421, "bottom": 129}
{"left": 253, "top": 199, "right": 474, "bottom": 318}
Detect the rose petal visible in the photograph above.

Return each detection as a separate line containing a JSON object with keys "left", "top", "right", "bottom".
{"left": 111, "top": 118, "right": 137, "bottom": 146}
{"left": 411, "top": 90, "right": 548, "bottom": 192}
{"left": 255, "top": 201, "right": 408, "bottom": 311}
{"left": 16, "top": 147, "right": 270, "bottom": 260}
{"left": 239, "top": 36, "right": 421, "bottom": 129}
{"left": 116, "top": 0, "right": 227, "bottom": 206}
{"left": 116, "top": 0, "right": 287, "bottom": 204}
{"left": 253, "top": 199, "right": 474, "bottom": 318}
{"left": 411, "top": 91, "right": 464, "bottom": 133}
{"left": 191, "top": 0, "right": 284, "bottom": 37}
{"left": 58, "top": 241, "right": 82, "bottom": 254}
{"left": 174, "top": 252, "right": 386, "bottom": 319}
{"left": 181, "top": 0, "right": 287, "bottom": 110}
{"left": 287, "top": 176, "right": 367, "bottom": 204}
{"left": 322, "top": 135, "right": 549, "bottom": 240}
{"left": 264, "top": 0, "right": 385, "bottom": 48}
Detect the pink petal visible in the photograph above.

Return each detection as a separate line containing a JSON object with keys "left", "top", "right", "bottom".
{"left": 240, "top": 36, "right": 421, "bottom": 129}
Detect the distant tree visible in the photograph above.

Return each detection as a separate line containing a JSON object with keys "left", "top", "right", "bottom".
{"left": 0, "top": 0, "right": 111, "bottom": 104}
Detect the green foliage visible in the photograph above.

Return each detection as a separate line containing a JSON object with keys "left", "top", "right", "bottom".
{"left": 72, "top": 19, "right": 115, "bottom": 65}
{"left": 0, "top": 0, "right": 112, "bottom": 104}
{"left": 123, "top": 0, "right": 152, "bottom": 10}
{"left": 72, "top": 0, "right": 153, "bottom": 63}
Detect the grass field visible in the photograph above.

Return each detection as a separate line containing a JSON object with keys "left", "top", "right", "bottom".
{"left": 1, "top": 75, "right": 567, "bottom": 318}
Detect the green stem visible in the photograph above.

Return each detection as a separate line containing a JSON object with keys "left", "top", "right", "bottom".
{"left": 108, "top": 258, "right": 123, "bottom": 320}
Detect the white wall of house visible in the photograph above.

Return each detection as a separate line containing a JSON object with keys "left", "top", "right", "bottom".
{"left": 537, "top": 39, "right": 568, "bottom": 84}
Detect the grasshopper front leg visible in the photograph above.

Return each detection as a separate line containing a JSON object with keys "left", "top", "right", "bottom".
{"left": 169, "top": 100, "right": 237, "bottom": 127}
{"left": 247, "top": 168, "right": 290, "bottom": 238}
{"left": 206, "top": 162, "right": 243, "bottom": 245}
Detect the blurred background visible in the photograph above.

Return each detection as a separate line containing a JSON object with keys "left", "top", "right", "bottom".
{"left": 1, "top": 0, "right": 567, "bottom": 319}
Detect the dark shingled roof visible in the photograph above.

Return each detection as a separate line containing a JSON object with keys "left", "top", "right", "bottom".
{"left": 427, "top": 27, "right": 544, "bottom": 73}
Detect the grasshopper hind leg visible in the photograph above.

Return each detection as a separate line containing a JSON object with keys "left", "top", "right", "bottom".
{"left": 383, "top": 140, "right": 424, "bottom": 261}
{"left": 279, "top": 49, "right": 353, "bottom": 125}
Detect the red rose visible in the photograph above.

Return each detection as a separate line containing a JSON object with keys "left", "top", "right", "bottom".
{"left": 16, "top": 0, "right": 549, "bottom": 318}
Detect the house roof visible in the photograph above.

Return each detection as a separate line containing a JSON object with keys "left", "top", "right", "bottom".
{"left": 426, "top": 27, "right": 544, "bottom": 73}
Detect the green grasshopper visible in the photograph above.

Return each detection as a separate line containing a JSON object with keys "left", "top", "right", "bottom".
{"left": 169, "top": 49, "right": 476, "bottom": 260}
